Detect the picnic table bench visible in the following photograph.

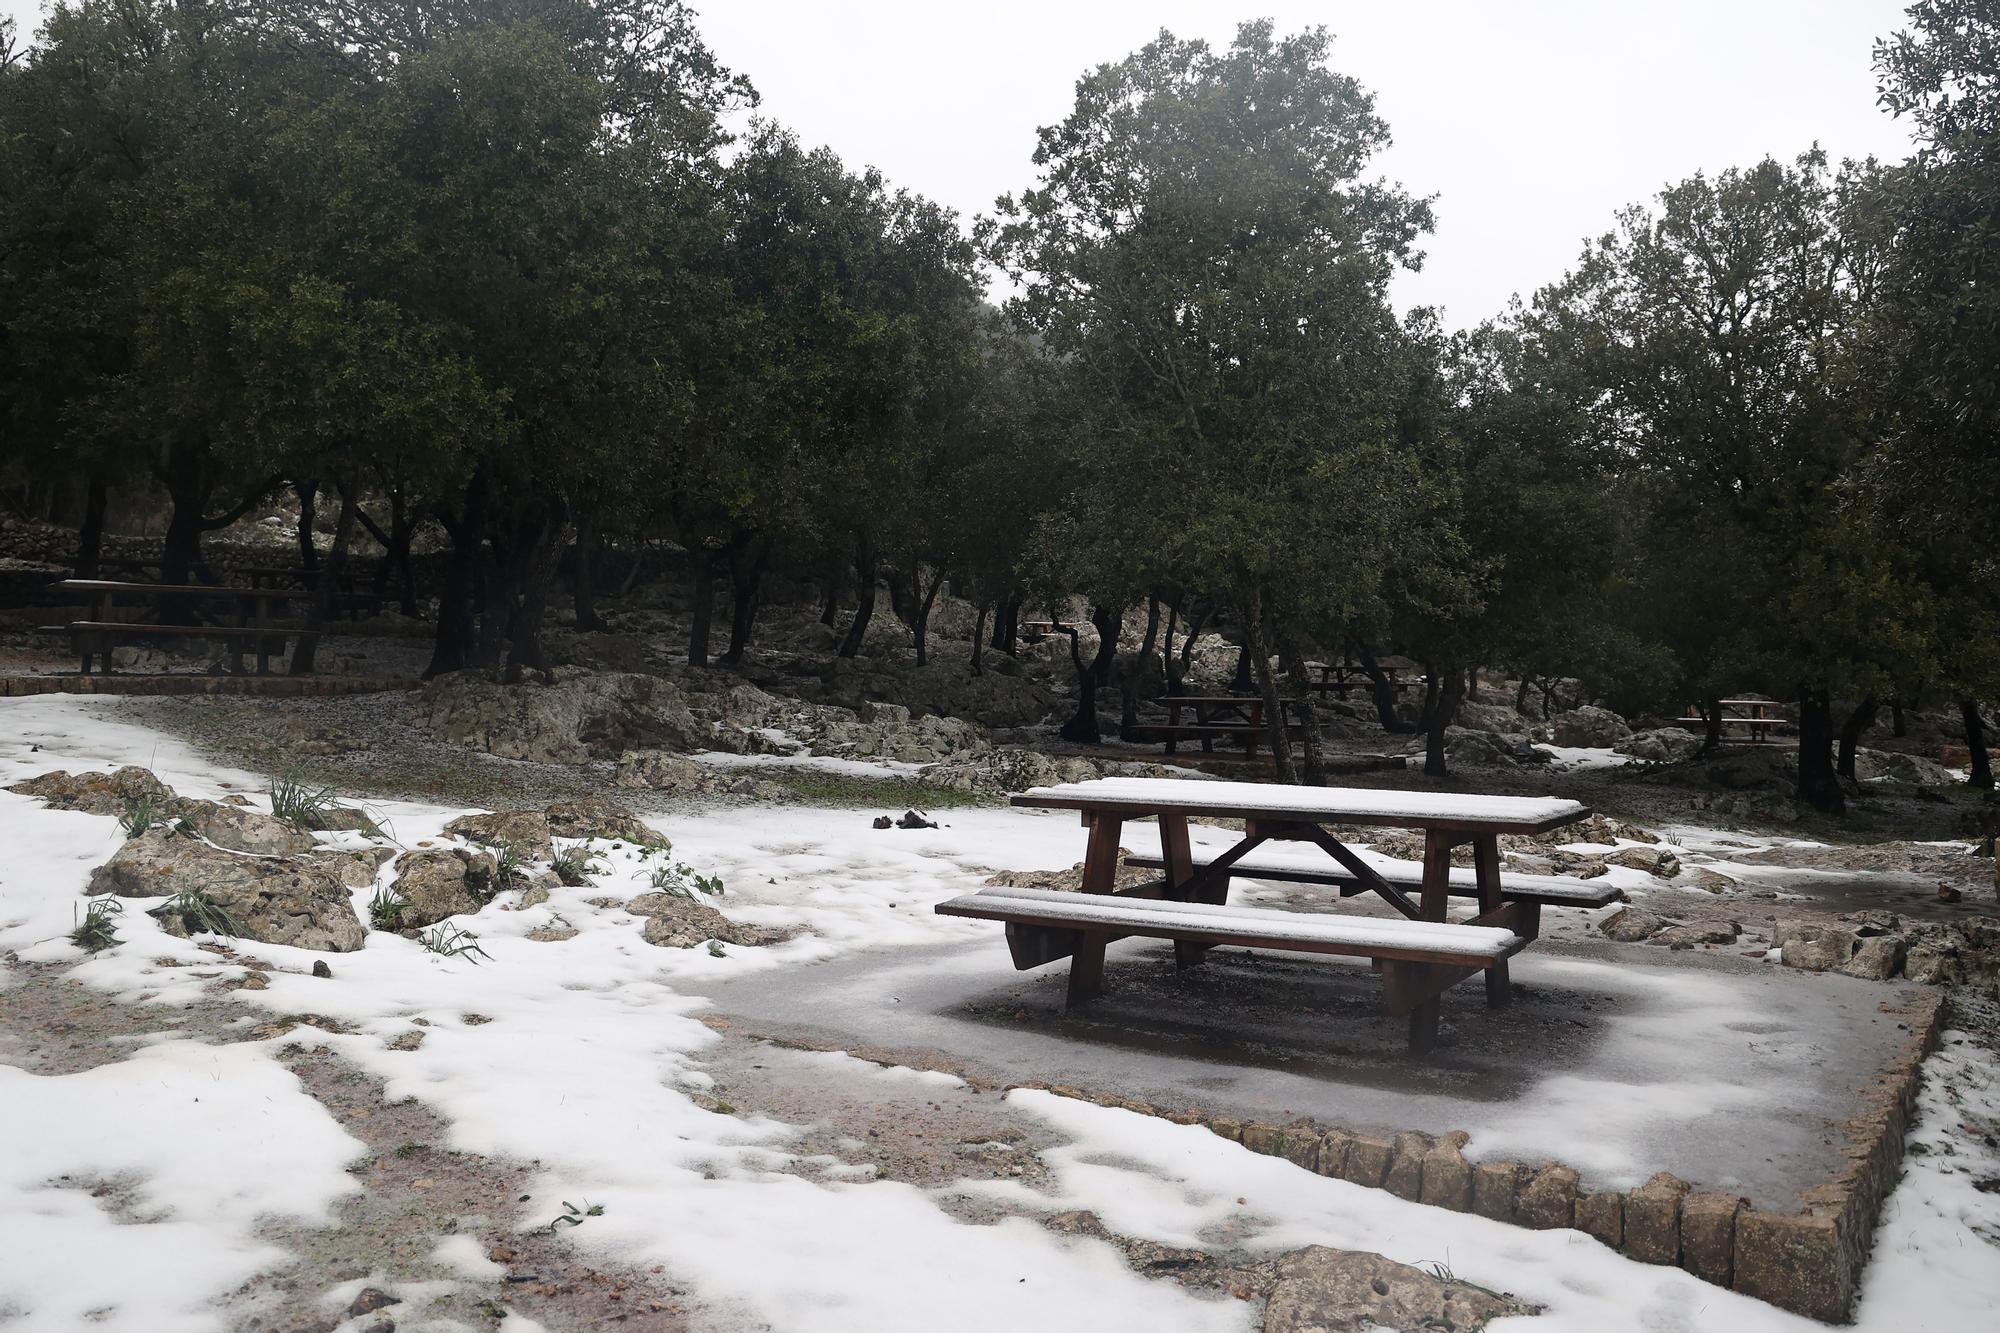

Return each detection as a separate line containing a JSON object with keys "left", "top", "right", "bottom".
{"left": 1307, "top": 659, "right": 1426, "bottom": 700}
{"left": 1128, "top": 694, "right": 1316, "bottom": 757}
{"left": 52, "top": 579, "right": 321, "bottom": 675}
{"left": 239, "top": 565, "right": 384, "bottom": 620}
{"left": 1677, "top": 698, "right": 1785, "bottom": 744}
{"left": 936, "top": 777, "right": 1593, "bottom": 1053}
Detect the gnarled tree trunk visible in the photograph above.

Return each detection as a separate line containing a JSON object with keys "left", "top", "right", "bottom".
{"left": 1837, "top": 695, "right": 1878, "bottom": 781}
{"left": 1796, "top": 687, "right": 1846, "bottom": 814}
{"left": 75, "top": 476, "right": 108, "bottom": 579}
{"left": 1353, "top": 640, "right": 1414, "bottom": 733}
{"left": 1423, "top": 660, "right": 1467, "bottom": 778}
{"left": 838, "top": 533, "right": 877, "bottom": 658}
{"left": 1963, "top": 699, "right": 1994, "bottom": 789}
{"left": 721, "top": 534, "right": 767, "bottom": 666}
{"left": 1057, "top": 624, "right": 1100, "bottom": 744}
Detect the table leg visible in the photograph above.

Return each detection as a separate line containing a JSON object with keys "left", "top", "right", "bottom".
{"left": 1159, "top": 813, "right": 1215, "bottom": 969}
{"left": 1420, "top": 829, "right": 1455, "bottom": 921}
{"left": 1472, "top": 833, "right": 1511, "bottom": 1008}
{"left": 1066, "top": 813, "right": 1124, "bottom": 1006}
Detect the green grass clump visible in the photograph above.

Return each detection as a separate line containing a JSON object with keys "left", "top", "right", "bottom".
{"left": 552, "top": 848, "right": 602, "bottom": 887}
{"left": 70, "top": 897, "right": 124, "bottom": 951}
{"left": 367, "top": 885, "right": 405, "bottom": 931}
{"left": 160, "top": 888, "right": 242, "bottom": 939}
{"left": 269, "top": 769, "right": 339, "bottom": 829}
{"left": 417, "top": 923, "right": 491, "bottom": 963}
{"left": 119, "top": 796, "right": 163, "bottom": 838}
{"left": 648, "top": 861, "right": 725, "bottom": 899}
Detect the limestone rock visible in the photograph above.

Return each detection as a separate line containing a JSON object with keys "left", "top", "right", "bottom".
{"left": 1549, "top": 706, "right": 1633, "bottom": 748}
{"left": 1614, "top": 728, "right": 1705, "bottom": 764}
{"left": 416, "top": 670, "right": 712, "bottom": 763}
{"left": 1575, "top": 1190, "right": 1623, "bottom": 1248}
{"left": 173, "top": 799, "right": 320, "bottom": 856}
{"left": 1853, "top": 748, "right": 1959, "bottom": 786}
{"left": 1624, "top": 1171, "right": 1691, "bottom": 1264}
{"left": 1605, "top": 846, "right": 1683, "bottom": 878}
{"left": 1340, "top": 1135, "right": 1393, "bottom": 1188}
{"left": 87, "top": 829, "right": 364, "bottom": 952}
{"left": 5, "top": 766, "right": 175, "bottom": 817}
{"left": 1246, "top": 1246, "right": 1525, "bottom": 1333}
{"left": 1776, "top": 922, "right": 1860, "bottom": 972}
{"left": 312, "top": 846, "right": 396, "bottom": 889}
{"left": 1455, "top": 701, "right": 1529, "bottom": 735}
{"left": 614, "top": 749, "right": 707, "bottom": 791}
{"left": 1680, "top": 1192, "right": 1742, "bottom": 1286}
{"left": 390, "top": 848, "right": 498, "bottom": 929}
{"left": 443, "top": 810, "right": 555, "bottom": 860}
{"left": 1599, "top": 908, "right": 1669, "bottom": 943}
{"left": 544, "top": 796, "right": 661, "bottom": 846}
{"left": 1839, "top": 934, "right": 1907, "bottom": 981}
{"left": 1418, "top": 1141, "right": 1474, "bottom": 1211}
{"left": 1472, "top": 1162, "right": 1520, "bottom": 1221}
{"left": 1444, "top": 726, "right": 1551, "bottom": 767}
{"left": 1384, "top": 1131, "right": 1432, "bottom": 1201}
{"left": 1517, "top": 1164, "right": 1579, "bottom": 1230}
{"left": 628, "top": 892, "right": 770, "bottom": 949}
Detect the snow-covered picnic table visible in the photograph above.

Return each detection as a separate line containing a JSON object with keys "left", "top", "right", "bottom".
{"left": 937, "top": 776, "right": 1597, "bottom": 1052}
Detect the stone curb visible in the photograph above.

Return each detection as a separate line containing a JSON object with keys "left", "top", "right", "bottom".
{"left": 0, "top": 674, "right": 417, "bottom": 698}
{"left": 1014, "top": 987, "right": 1946, "bottom": 1324}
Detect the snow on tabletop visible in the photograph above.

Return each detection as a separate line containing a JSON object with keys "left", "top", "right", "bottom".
{"left": 952, "top": 886, "right": 1522, "bottom": 956}
{"left": 1016, "top": 776, "right": 1587, "bottom": 825}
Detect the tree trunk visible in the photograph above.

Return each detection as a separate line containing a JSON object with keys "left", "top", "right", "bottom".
{"left": 1891, "top": 698, "right": 1907, "bottom": 737}
{"left": 1353, "top": 640, "right": 1414, "bottom": 733}
{"left": 1161, "top": 604, "right": 1180, "bottom": 693}
{"left": 1702, "top": 700, "right": 1723, "bottom": 755}
{"left": 1416, "top": 670, "right": 1443, "bottom": 733}
{"left": 838, "top": 532, "right": 877, "bottom": 658}
{"left": 1178, "top": 605, "right": 1209, "bottom": 684}
{"left": 1245, "top": 609, "right": 1295, "bottom": 783}
{"left": 1796, "top": 687, "right": 1846, "bottom": 814}
{"left": 721, "top": 535, "right": 768, "bottom": 667}
{"left": 1088, "top": 603, "right": 1120, "bottom": 686}
{"left": 1963, "top": 699, "right": 1994, "bottom": 789}
{"left": 1424, "top": 661, "right": 1467, "bottom": 778}
{"left": 912, "top": 565, "right": 945, "bottom": 666}
{"left": 1837, "top": 695, "right": 1878, "bottom": 781}
{"left": 884, "top": 563, "right": 917, "bottom": 630}
{"left": 294, "top": 478, "right": 319, "bottom": 574}
{"left": 1280, "top": 637, "right": 1325, "bottom": 786}
{"left": 819, "top": 563, "right": 841, "bottom": 628}
{"left": 1230, "top": 642, "right": 1255, "bottom": 693}
{"left": 503, "top": 514, "right": 564, "bottom": 685}
{"left": 1514, "top": 676, "right": 1531, "bottom": 712}
{"left": 1057, "top": 625, "right": 1100, "bottom": 743}
{"left": 292, "top": 481, "right": 357, "bottom": 675}
{"left": 75, "top": 476, "right": 108, "bottom": 578}
{"left": 572, "top": 510, "right": 603, "bottom": 632}
{"left": 1466, "top": 666, "right": 1480, "bottom": 701}
{"left": 970, "top": 604, "right": 987, "bottom": 676}
{"left": 687, "top": 546, "right": 718, "bottom": 668}
{"left": 1138, "top": 595, "right": 1162, "bottom": 660}
{"left": 995, "top": 597, "right": 1020, "bottom": 656}
{"left": 425, "top": 479, "right": 484, "bottom": 679}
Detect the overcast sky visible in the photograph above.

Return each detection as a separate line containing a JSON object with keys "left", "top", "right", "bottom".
{"left": 4, "top": 0, "right": 1924, "bottom": 326}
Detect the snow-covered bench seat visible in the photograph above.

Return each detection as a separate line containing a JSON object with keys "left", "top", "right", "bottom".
{"left": 934, "top": 885, "right": 1528, "bottom": 1052}
{"left": 1122, "top": 848, "right": 1622, "bottom": 909}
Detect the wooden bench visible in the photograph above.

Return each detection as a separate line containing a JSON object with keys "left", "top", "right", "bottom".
{"left": 936, "top": 885, "right": 1529, "bottom": 1052}
{"left": 1124, "top": 848, "right": 1623, "bottom": 922}
{"left": 67, "top": 622, "right": 320, "bottom": 676}
{"left": 1124, "top": 721, "right": 1311, "bottom": 756}
{"left": 1678, "top": 699, "right": 1786, "bottom": 745}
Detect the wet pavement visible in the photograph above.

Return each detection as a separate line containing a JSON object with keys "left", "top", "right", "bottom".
{"left": 700, "top": 932, "right": 1933, "bottom": 1211}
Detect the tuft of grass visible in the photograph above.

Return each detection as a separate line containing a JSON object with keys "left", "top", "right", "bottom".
{"left": 417, "top": 923, "right": 492, "bottom": 963}
{"left": 367, "top": 885, "right": 404, "bottom": 931}
{"left": 552, "top": 848, "right": 602, "bottom": 888}
{"left": 160, "top": 888, "right": 242, "bottom": 938}
{"left": 544, "top": 1199, "right": 604, "bottom": 1234}
{"left": 119, "top": 795, "right": 163, "bottom": 838}
{"left": 648, "top": 861, "right": 726, "bottom": 899}
{"left": 70, "top": 897, "right": 124, "bottom": 951}
{"left": 269, "top": 769, "right": 339, "bottom": 829}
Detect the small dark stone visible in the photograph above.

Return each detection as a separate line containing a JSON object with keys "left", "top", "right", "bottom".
{"left": 311, "top": 960, "right": 333, "bottom": 979}
{"left": 872, "top": 815, "right": 893, "bottom": 829}
{"left": 348, "top": 1288, "right": 399, "bottom": 1316}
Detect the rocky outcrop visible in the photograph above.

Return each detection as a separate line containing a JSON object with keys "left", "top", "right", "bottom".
{"left": 1776, "top": 913, "right": 1999, "bottom": 989}
{"left": 613, "top": 751, "right": 788, "bottom": 800}
{"left": 815, "top": 656, "right": 1056, "bottom": 730}
{"left": 1547, "top": 706, "right": 1633, "bottom": 748}
{"left": 1853, "top": 749, "right": 1959, "bottom": 786}
{"left": 1229, "top": 1247, "right": 1526, "bottom": 1332}
{"left": 625, "top": 892, "right": 774, "bottom": 949}
{"left": 1616, "top": 728, "right": 1705, "bottom": 764}
{"left": 416, "top": 670, "right": 712, "bottom": 763}
{"left": 543, "top": 796, "right": 662, "bottom": 846}
{"left": 443, "top": 811, "right": 555, "bottom": 860}
{"left": 390, "top": 848, "right": 498, "bottom": 929}
{"left": 6, "top": 766, "right": 175, "bottom": 816}
{"left": 87, "top": 828, "right": 365, "bottom": 952}
{"left": 1444, "top": 727, "right": 1550, "bottom": 767}
{"left": 1455, "top": 701, "right": 1529, "bottom": 735}
{"left": 176, "top": 800, "right": 320, "bottom": 856}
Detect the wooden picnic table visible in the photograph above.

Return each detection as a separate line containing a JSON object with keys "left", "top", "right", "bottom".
{"left": 938, "top": 777, "right": 1593, "bottom": 1052}
{"left": 1141, "top": 694, "right": 1315, "bottom": 757}
{"left": 238, "top": 565, "right": 383, "bottom": 620}
{"left": 51, "top": 579, "right": 321, "bottom": 675}
{"left": 1678, "top": 698, "right": 1785, "bottom": 744}
{"left": 1306, "top": 659, "right": 1426, "bottom": 700}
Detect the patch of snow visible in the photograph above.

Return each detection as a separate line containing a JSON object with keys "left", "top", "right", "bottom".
{"left": 690, "top": 749, "right": 927, "bottom": 780}
{"left": 430, "top": 1233, "right": 505, "bottom": 1280}
{"left": 1535, "top": 744, "right": 1635, "bottom": 771}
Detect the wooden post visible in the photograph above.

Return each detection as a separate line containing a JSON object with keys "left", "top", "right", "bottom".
{"left": 1472, "top": 833, "right": 1510, "bottom": 1008}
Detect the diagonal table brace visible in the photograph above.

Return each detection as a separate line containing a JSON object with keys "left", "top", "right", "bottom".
{"left": 1296, "top": 825, "right": 1423, "bottom": 920}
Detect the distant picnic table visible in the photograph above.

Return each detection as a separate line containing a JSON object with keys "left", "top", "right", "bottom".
{"left": 1129, "top": 694, "right": 1315, "bottom": 757}
{"left": 937, "top": 777, "right": 1612, "bottom": 1053}
{"left": 1678, "top": 698, "right": 1784, "bottom": 744}
{"left": 1307, "top": 658, "right": 1426, "bottom": 700}
{"left": 52, "top": 579, "right": 323, "bottom": 675}
{"left": 239, "top": 565, "right": 383, "bottom": 620}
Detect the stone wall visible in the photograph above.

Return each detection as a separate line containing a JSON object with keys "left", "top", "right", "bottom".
{"left": 1018, "top": 988, "right": 1944, "bottom": 1323}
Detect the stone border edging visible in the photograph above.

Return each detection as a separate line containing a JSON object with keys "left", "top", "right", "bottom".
{"left": 0, "top": 674, "right": 418, "bottom": 698}
{"left": 1013, "top": 987, "right": 1945, "bottom": 1323}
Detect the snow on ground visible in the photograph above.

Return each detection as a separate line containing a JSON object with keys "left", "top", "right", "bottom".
{"left": 691, "top": 747, "right": 928, "bottom": 780}
{"left": 1534, "top": 744, "right": 1635, "bottom": 771}
{"left": 0, "top": 694, "right": 1996, "bottom": 1331}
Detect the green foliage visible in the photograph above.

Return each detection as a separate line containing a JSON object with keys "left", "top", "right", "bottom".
{"left": 120, "top": 796, "right": 164, "bottom": 839}
{"left": 417, "top": 923, "right": 491, "bottom": 963}
{"left": 647, "top": 861, "right": 724, "bottom": 900}
{"left": 551, "top": 849, "right": 601, "bottom": 887}
{"left": 160, "top": 889, "right": 243, "bottom": 939}
{"left": 544, "top": 1198, "right": 604, "bottom": 1233}
{"left": 70, "top": 897, "right": 124, "bottom": 952}
{"left": 269, "top": 771, "right": 340, "bottom": 829}
{"left": 367, "top": 886, "right": 405, "bottom": 932}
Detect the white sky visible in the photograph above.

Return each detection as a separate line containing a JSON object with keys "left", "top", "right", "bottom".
{"left": 4, "top": 0, "right": 1924, "bottom": 326}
